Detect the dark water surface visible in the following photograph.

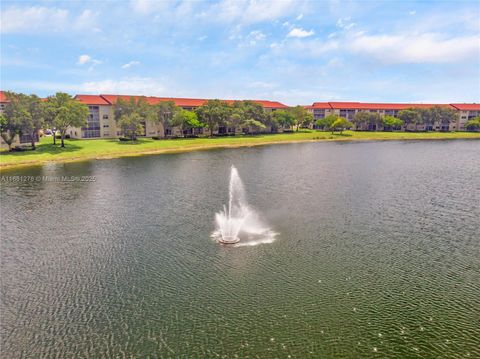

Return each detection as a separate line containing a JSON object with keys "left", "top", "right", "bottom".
{"left": 1, "top": 140, "right": 479, "bottom": 358}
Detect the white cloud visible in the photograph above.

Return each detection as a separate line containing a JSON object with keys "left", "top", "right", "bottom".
{"left": 348, "top": 32, "right": 480, "bottom": 63}
{"left": 73, "top": 9, "right": 101, "bottom": 32}
{"left": 1, "top": 6, "right": 69, "bottom": 33}
{"left": 296, "top": 14, "right": 303, "bottom": 20}
{"left": 13, "top": 77, "right": 167, "bottom": 96}
{"left": 270, "top": 38, "right": 338, "bottom": 57}
{"left": 336, "top": 17, "right": 356, "bottom": 30}
{"left": 249, "top": 30, "right": 266, "bottom": 41}
{"left": 77, "top": 55, "right": 102, "bottom": 70}
{"left": 0, "top": 5, "right": 100, "bottom": 34}
{"left": 77, "top": 55, "right": 91, "bottom": 65}
{"left": 409, "top": 10, "right": 416, "bottom": 16}
{"left": 237, "top": 30, "right": 266, "bottom": 47}
{"left": 209, "top": 0, "right": 299, "bottom": 24}
{"left": 80, "top": 77, "right": 165, "bottom": 95}
{"left": 129, "top": 0, "right": 171, "bottom": 15}
{"left": 121, "top": 61, "right": 141, "bottom": 69}
{"left": 287, "top": 28, "right": 315, "bottom": 38}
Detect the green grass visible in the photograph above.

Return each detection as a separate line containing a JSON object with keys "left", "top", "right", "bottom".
{"left": 1, "top": 130, "right": 479, "bottom": 170}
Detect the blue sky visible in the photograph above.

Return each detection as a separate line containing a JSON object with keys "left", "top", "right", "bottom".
{"left": 1, "top": 0, "right": 479, "bottom": 105}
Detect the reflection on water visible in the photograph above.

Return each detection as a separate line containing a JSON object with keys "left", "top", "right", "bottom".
{"left": 1, "top": 140, "right": 480, "bottom": 358}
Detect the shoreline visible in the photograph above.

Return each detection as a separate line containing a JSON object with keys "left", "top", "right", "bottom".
{"left": 1, "top": 132, "right": 479, "bottom": 171}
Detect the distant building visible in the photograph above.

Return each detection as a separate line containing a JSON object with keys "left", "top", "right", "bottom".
{"left": 71, "top": 94, "right": 289, "bottom": 139}
{"left": 306, "top": 101, "right": 480, "bottom": 131}
{"left": 450, "top": 104, "right": 480, "bottom": 131}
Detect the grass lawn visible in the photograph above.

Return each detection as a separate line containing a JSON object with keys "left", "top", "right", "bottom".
{"left": 1, "top": 130, "right": 479, "bottom": 170}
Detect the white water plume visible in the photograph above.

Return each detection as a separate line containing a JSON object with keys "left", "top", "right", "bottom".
{"left": 212, "top": 166, "right": 277, "bottom": 246}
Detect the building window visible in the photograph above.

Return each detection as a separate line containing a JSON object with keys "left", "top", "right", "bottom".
{"left": 103, "top": 115, "right": 109, "bottom": 120}
{"left": 103, "top": 124, "right": 109, "bottom": 128}
{"left": 83, "top": 106, "right": 101, "bottom": 138}
{"left": 347, "top": 110, "right": 355, "bottom": 119}
{"left": 313, "top": 109, "right": 325, "bottom": 119}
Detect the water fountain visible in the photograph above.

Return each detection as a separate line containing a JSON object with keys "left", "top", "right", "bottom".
{"left": 213, "top": 166, "right": 277, "bottom": 246}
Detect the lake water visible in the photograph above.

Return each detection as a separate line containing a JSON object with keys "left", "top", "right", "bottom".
{"left": 1, "top": 140, "right": 479, "bottom": 358}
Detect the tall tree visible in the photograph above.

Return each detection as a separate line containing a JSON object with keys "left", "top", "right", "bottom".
{"left": 352, "top": 111, "right": 382, "bottom": 131}
{"left": 1, "top": 92, "right": 28, "bottom": 150}
{"left": 45, "top": 92, "right": 89, "bottom": 147}
{"left": 195, "top": 100, "right": 231, "bottom": 136}
{"left": 316, "top": 114, "right": 338, "bottom": 130}
{"left": 288, "top": 106, "right": 314, "bottom": 131}
{"left": 153, "top": 101, "right": 177, "bottom": 137}
{"left": 114, "top": 97, "right": 155, "bottom": 140}
{"left": 0, "top": 112, "right": 22, "bottom": 151}
{"left": 398, "top": 109, "right": 421, "bottom": 131}
{"left": 230, "top": 100, "right": 269, "bottom": 132}
{"left": 465, "top": 117, "right": 480, "bottom": 131}
{"left": 330, "top": 117, "right": 352, "bottom": 134}
{"left": 23, "top": 95, "right": 45, "bottom": 149}
{"left": 243, "top": 119, "right": 266, "bottom": 134}
{"left": 436, "top": 106, "right": 457, "bottom": 131}
{"left": 272, "top": 110, "right": 295, "bottom": 131}
{"left": 172, "top": 110, "right": 204, "bottom": 137}
{"left": 118, "top": 113, "right": 144, "bottom": 141}
{"left": 382, "top": 115, "right": 404, "bottom": 131}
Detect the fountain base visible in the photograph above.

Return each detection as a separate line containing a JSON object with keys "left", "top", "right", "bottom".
{"left": 218, "top": 236, "right": 240, "bottom": 244}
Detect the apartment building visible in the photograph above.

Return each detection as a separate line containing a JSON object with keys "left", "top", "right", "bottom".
{"left": 306, "top": 102, "right": 480, "bottom": 131}
{"left": 71, "top": 94, "right": 289, "bottom": 139}
{"left": 450, "top": 104, "right": 480, "bottom": 131}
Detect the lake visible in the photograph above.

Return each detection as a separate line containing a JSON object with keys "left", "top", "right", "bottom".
{"left": 1, "top": 140, "right": 479, "bottom": 358}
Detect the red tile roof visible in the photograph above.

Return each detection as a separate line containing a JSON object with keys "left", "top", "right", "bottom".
{"left": 310, "top": 102, "right": 333, "bottom": 109}
{"left": 98, "top": 94, "right": 288, "bottom": 109}
{"left": 75, "top": 94, "right": 111, "bottom": 105}
{"left": 327, "top": 102, "right": 452, "bottom": 110}
{"left": 450, "top": 104, "right": 480, "bottom": 111}
{"left": 0, "top": 91, "right": 8, "bottom": 102}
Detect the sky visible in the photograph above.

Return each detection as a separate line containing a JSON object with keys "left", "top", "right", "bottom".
{"left": 1, "top": 0, "right": 479, "bottom": 105}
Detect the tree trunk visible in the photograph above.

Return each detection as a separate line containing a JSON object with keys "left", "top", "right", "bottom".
{"left": 31, "top": 130, "right": 36, "bottom": 150}
{"left": 1, "top": 133, "right": 14, "bottom": 151}
{"left": 60, "top": 131, "right": 65, "bottom": 147}
{"left": 53, "top": 130, "right": 56, "bottom": 145}
{"left": 210, "top": 127, "right": 214, "bottom": 137}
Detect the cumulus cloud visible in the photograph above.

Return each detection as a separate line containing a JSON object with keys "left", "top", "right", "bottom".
{"left": 336, "top": 17, "right": 356, "bottom": 30}
{"left": 14, "top": 77, "right": 167, "bottom": 96}
{"left": 121, "top": 61, "right": 141, "bottom": 69}
{"left": 0, "top": 5, "right": 99, "bottom": 33}
{"left": 209, "top": 0, "right": 299, "bottom": 24}
{"left": 1, "top": 6, "right": 69, "bottom": 33}
{"left": 77, "top": 55, "right": 91, "bottom": 65}
{"left": 348, "top": 32, "right": 480, "bottom": 63}
{"left": 129, "top": 0, "right": 171, "bottom": 14}
{"left": 287, "top": 28, "right": 315, "bottom": 38}
{"left": 77, "top": 55, "right": 102, "bottom": 69}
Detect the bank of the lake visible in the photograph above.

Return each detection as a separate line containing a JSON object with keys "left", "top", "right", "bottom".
{"left": 1, "top": 130, "right": 479, "bottom": 170}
